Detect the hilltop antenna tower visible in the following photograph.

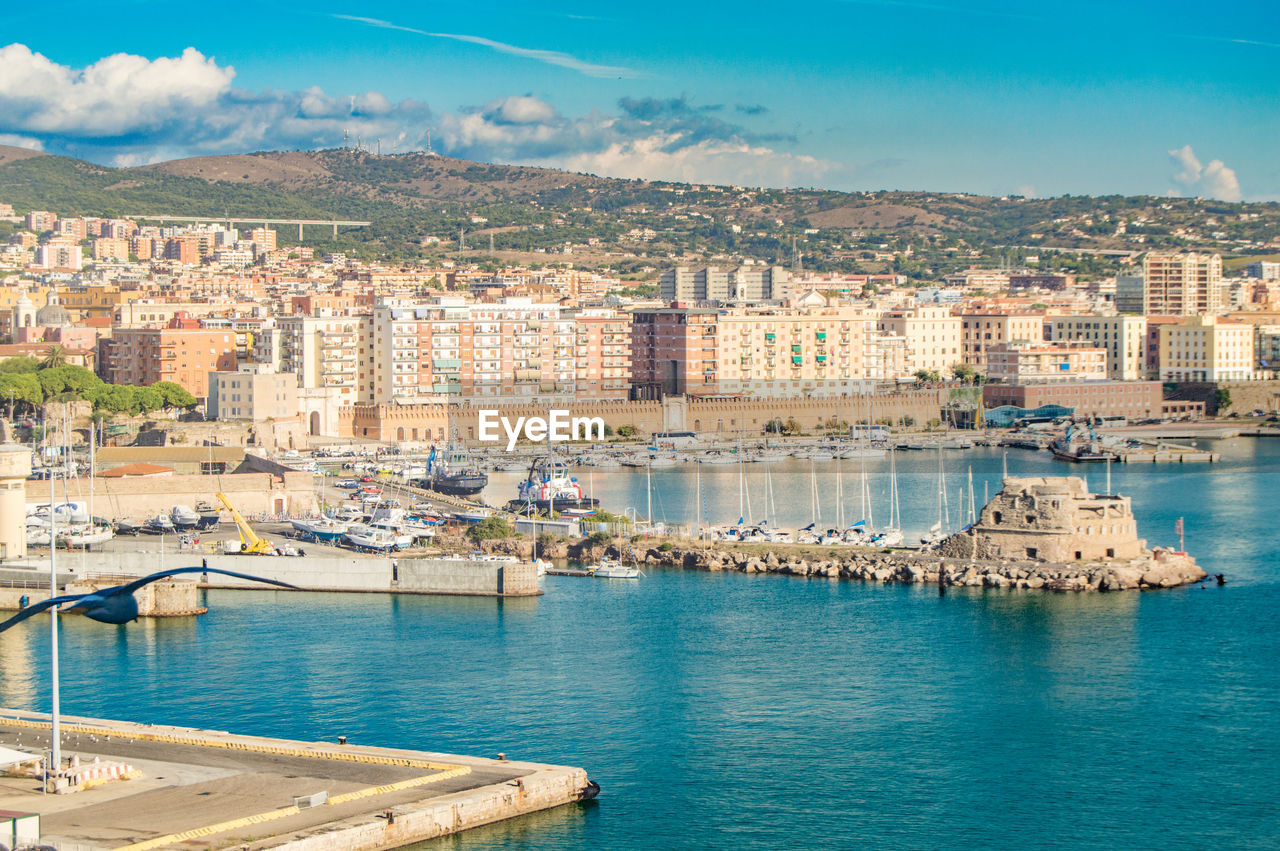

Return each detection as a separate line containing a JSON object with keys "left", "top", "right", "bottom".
{"left": 459, "top": 227, "right": 466, "bottom": 256}
{"left": 489, "top": 233, "right": 495, "bottom": 257}
{"left": 343, "top": 128, "right": 349, "bottom": 148}
{"left": 792, "top": 234, "right": 803, "bottom": 274}
{"left": 426, "top": 130, "right": 435, "bottom": 157}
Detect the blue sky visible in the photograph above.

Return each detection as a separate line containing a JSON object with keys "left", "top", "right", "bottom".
{"left": 0, "top": 0, "right": 1276, "bottom": 199}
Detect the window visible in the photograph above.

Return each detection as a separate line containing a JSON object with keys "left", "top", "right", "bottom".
{"left": 1026, "top": 547, "right": 1037, "bottom": 559}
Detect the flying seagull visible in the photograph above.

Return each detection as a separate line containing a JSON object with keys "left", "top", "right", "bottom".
{"left": 0, "top": 567, "right": 297, "bottom": 633}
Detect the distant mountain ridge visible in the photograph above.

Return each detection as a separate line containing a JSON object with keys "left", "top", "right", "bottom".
{"left": 1, "top": 145, "right": 1276, "bottom": 272}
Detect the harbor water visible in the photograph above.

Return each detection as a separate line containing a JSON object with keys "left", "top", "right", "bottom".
{"left": 0, "top": 441, "right": 1277, "bottom": 848}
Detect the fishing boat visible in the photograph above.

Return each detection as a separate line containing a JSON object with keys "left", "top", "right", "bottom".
{"left": 290, "top": 516, "right": 350, "bottom": 543}
{"left": 170, "top": 504, "right": 200, "bottom": 531}
{"left": 59, "top": 522, "right": 114, "bottom": 548}
{"left": 415, "top": 440, "right": 489, "bottom": 496}
{"left": 510, "top": 456, "right": 599, "bottom": 513}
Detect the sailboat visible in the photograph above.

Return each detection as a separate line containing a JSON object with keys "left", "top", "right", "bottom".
{"left": 57, "top": 421, "right": 113, "bottom": 549}
{"left": 870, "top": 449, "right": 904, "bottom": 547}
{"left": 920, "top": 447, "right": 950, "bottom": 549}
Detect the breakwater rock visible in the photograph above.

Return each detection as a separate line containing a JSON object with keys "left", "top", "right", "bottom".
{"left": 597, "top": 541, "right": 1205, "bottom": 592}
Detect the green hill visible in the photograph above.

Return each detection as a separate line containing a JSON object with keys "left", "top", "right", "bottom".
{"left": 2, "top": 145, "right": 1277, "bottom": 277}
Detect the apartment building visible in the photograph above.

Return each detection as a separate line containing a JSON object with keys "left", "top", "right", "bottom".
{"left": 630, "top": 308, "right": 720, "bottom": 398}
{"left": 572, "top": 308, "right": 633, "bottom": 400}
{"left": 267, "top": 315, "right": 362, "bottom": 405}
{"left": 1138, "top": 252, "right": 1223, "bottom": 315}
{"left": 956, "top": 309, "right": 1045, "bottom": 372}
{"left": 102, "top": 326, "right": 236, "bottom": 398}
{"left": 1046, "top": 315, "right": 1147, "bottom": 381}
{"left": 986, "top": 341, "right": 1107, "bottom": 384}
{"left": 632, "top": 305, "right": 869, "bottom": 398}
{"left": 874, "top": 305, "right": 963, "bottom": 375}
{"left": 34, "top": 242, "right": 82, "bottom": 270}
{"left": 1158, "top": 315, "right": 1255, "bottom": 381}
{"left": 92, "top": 238, "right": 130, "bottom": 261}
{"left": 207, "top": 368, "right": 299, "bottom": 421}
{"left": 660, "top": 266, "right": 731, "bottom": 302}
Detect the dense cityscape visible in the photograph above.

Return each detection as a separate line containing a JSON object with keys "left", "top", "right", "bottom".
{"left": 0, "top": 3, "right": 1277, "bottom": 847}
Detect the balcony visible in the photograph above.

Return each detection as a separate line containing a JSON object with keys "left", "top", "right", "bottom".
{"left": 433, "top": 358, "right": 462, "bottom": 370}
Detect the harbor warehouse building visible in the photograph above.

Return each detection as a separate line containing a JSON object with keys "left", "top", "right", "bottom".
{"left": 983, "top": 381, "right": 1163, "bottom": 421}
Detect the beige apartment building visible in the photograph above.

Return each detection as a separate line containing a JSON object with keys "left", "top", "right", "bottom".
{"left": 957, "top": 310, "right": 1046, "bottom": 373}
{"left": 875, "top": 305, "right": 963, "bottom": 375}
{"left": 985, "top": 341, "right": 1107, "bottom": 384}
{"left": 1140, "top": 252, "right": 1222, "bottom": 315}
{"left": 1158, "top": 315, "right": 1255, "bottom": 381}
{"left": 207, "top": 368, "right": 299, "bottom": 421}
{"left": 1047, "top": 315, "right": 1147, "bottom": 381}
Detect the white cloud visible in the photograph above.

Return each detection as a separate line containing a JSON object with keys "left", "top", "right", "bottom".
{"left": 0, "top": 133, "right": 42, "bottom": 150}
{"left": 0, "top": 43, "right": 840, "bottom": 189}
{"left": 545, "top": 134, "right": 839, "bottom": 188}
{"left": 1168, "top": 144, "right": 1242, "bottom": 202}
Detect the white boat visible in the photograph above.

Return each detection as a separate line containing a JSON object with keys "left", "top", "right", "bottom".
{"left": 647, "top": 455, "right": 679, "bottom": 468}
{"left": 334, "top": 504, "right": 365, "bottom": 522}
{"left": 170, "top": 504, "right": 200, "bottom": 530}
{"left": 840, "top": 447, "right": 886, "bottom": 459}
{"left": 589, "top": 558, "right": 641, "bottom": 579}
{"left": 59, "top": 523, "right": 114, "bottom": 548}
{"left": 343, "top": 524, "right": 401, "bottom": 552}
{"left": 697, "top": 452, "right": 739, "bottom": 465}
{"left": 290, "top": 516, "right": 350, "bottom": 543}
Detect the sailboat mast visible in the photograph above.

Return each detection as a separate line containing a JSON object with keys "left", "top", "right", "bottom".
{"left": 836, "top": 456, "right": 844, "bottom": 528}
{"left": 968, "top": 466, "right": 976, "bottom": 524}
{"left": 646, "top": 461, "right": 653, "bottom": 525}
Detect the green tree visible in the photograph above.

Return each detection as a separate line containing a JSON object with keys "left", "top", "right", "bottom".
{"left": 467, "top": 516, "right": 514, "bottom": 542}
{"left": 0, "top": 357, "right": 39, "bottom": 374}
{"left": 951, "top": 363, "right": 977, "bottom": 384}
{"left": 152, "top": 381, "right": 197, "bottom": 410}
{"left": 90, "top": 384, "right": 139, "bottom": 415}
{"left": 1214, "top": 386, "right": 1232, "bottom": 414}
{"left": 136, "top": 386, "right": 165, "bottom": 414}
{"left": 616, "top": 424, "right": 638, "bottom": 438}
{"left": 40, "top": 345, "right": 67, "bottom": 369}
{"left": 914, "top": 369, "right": 942, "bottom": 384}
{"left": 0, "top": 372, "right": 43, "bottom": 416}
{"left": 764, "top": 417, "right": 785, "bottom": 434}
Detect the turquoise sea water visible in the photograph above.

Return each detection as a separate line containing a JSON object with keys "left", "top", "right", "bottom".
{"left": 1, "top": 440, "right": 1278, "bottom": 849}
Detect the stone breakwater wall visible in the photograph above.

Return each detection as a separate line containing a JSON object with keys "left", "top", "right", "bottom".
{"left": 577, "top": 540, "right": 1206, "bottom": 592}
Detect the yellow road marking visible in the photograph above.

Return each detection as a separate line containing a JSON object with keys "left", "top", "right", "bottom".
{"left": 112, "top": 766, "right": 472, "bottom": 850}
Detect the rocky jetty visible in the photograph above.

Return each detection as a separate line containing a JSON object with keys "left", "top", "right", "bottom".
{"left": 591, "top": 541, "right": 1205, "bottom": 591}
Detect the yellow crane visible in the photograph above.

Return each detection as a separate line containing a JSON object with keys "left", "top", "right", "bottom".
{"left": 215, "top": 492, "right": 276, "bottom": 555}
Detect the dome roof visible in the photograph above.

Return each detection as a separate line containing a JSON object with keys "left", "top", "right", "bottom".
{"left": 36, "top": 302, "right": 71, "bottom": 327}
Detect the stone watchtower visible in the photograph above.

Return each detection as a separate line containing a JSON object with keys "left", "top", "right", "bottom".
{"left": 0, "top": 446, "right": 31, "bottom": 561}
{"left": 941, "top": 476, "right": 1146, "bottom": 564}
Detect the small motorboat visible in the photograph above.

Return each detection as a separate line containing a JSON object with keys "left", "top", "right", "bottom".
{"left": 589, "top": 558, "right": 641, "bottom": 579}
{"left": 144, "top": 515, "right": 176, "bottom": 535}
{"left": 114, "top": 520, "right": 141, "bottom": 536}
{"left": 170, "top": 505, "right": 200, "bottom": 531}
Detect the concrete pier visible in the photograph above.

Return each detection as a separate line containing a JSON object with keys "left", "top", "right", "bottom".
{"left": 0, "top": 550, "right": 541, "bottom": 601}
{"left": 0, "top": 710, "right": 594, "bottom": 850}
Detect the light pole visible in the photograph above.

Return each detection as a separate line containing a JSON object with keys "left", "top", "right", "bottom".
{"left": 43, "top": 428, "right": 61, "bottom": 780}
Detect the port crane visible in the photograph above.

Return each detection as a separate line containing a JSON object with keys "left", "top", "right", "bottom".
{"left": 215, "top": 492, "right": 276, "bottom": 555}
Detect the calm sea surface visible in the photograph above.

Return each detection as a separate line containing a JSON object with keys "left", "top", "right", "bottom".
{"left": 1, "top": 441, "right": 1277, "bottom": 849}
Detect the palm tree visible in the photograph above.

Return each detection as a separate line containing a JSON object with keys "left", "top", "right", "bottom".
{"left": 40, "top": 344, "right": 67, "bottom": 369}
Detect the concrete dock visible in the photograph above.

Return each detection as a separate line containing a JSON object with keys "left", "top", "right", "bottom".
{"left": 0, "top": 710, "right": 595, "bottom": 850}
